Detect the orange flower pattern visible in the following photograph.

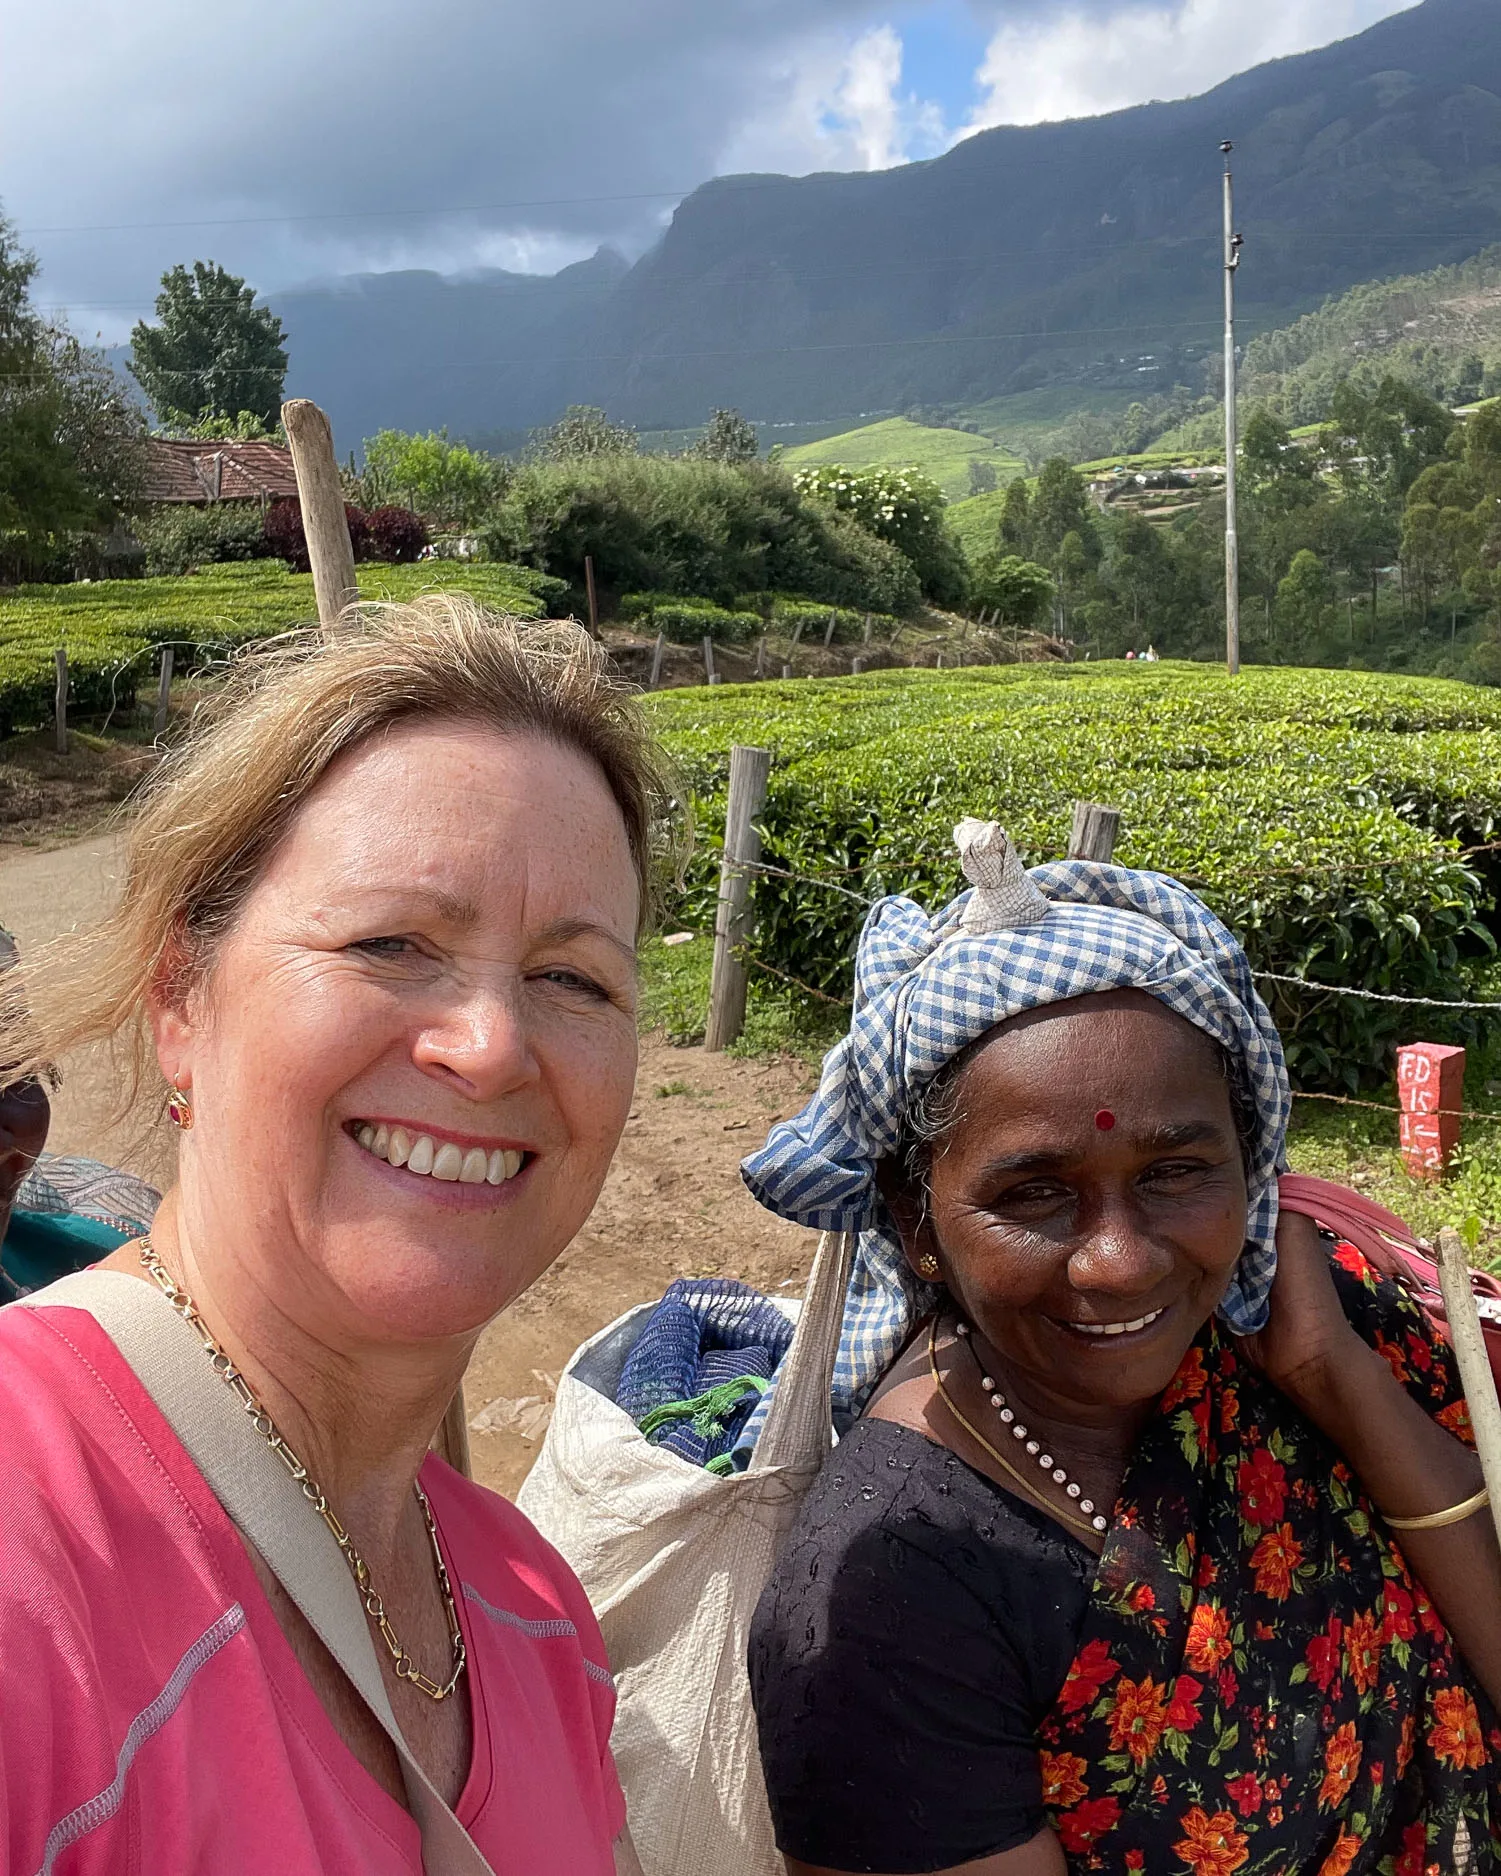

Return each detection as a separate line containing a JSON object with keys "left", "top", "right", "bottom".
{"left": 1036, "top": 1245, "right": 1497, "bottom": 1874}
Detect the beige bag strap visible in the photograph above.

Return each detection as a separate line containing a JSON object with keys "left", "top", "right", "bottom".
{"left": 748, "top": 1231, "right": 855, "bottom": 1473}
{"left": 17, "top": 1270, "right": 495, "bottom": 1876}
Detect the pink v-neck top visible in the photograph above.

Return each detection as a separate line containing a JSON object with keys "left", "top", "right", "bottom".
{"left": 0, "top": 1302, "right": 626, "bottom": 1875}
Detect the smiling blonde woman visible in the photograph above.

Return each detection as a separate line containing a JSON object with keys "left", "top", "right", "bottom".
{"left": 0, "top": 599, "right": 671, "bottom": 1876}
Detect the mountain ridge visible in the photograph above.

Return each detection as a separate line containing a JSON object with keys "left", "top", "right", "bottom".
{"left": 270, "top": 0, "right": 1501, "bottom": 446}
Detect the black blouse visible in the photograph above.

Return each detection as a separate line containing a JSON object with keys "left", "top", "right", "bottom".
{"left": 748, "top": 1416, "right": 1097, "bottom": 1874}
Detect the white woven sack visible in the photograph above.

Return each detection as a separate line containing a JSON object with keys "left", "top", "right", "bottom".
{"left": 518, "top": 1231, "right": 853, "bottom": 1876}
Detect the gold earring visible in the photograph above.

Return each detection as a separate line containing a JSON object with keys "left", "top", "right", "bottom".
{"left": 166, "top": 1081, "right": 194, "bottom": 1130}
{"left": 916, "top": 1251, "right": 941, "bottom": 1281}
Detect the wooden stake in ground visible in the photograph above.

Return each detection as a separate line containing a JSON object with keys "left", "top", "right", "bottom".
{"left": 823, "top": 611, "right": 837, "bottom": 648}
{"left": 584, "top": 555, "right": 600, "bottom": 639}
{"left": 282, "top": 398, "right": 357, "bottom": 630}
{"left": 53, "top": 647, "right": 67, "bottom": 755}
{"left": 863, "top": 613, "right": 873, "bottom": 644}
{"left": 702, "top": 636, "right": 716, "bottom": 684}
{"left": 154, "top": 644, "right": 174, "bottom": 737}
{"left": 789, "top": 618, "right": 805, "bottom": 650}
{"left": 705, "top": 744, "right": 771, "bottom": 1052}
{"left": 648, "top": 632, "right": 665, "bottom": 690}
{"left": 1068, "top": 801, "right": 1121, "bottom": 862}
{"left": 1435, "top": 1228, "right": 1501, "bottom": 1554}
{"left": 755, "top": 636, "right": 766, "bottom": 679}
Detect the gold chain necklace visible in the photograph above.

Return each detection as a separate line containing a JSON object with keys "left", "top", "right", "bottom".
{"left": 138, "top": 1239, "right": 466, "bottom": 1701}
{"left": 926, "top": 1315, "right": 1106, "bottom": 1543}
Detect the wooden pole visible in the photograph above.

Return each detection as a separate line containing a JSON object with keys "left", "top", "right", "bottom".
{"left": 648, "top": 632, "right": 665, "bottom": 690}
{"left": 281, "top": 398, "right": 358, "bottom": 630}
{"left": 1435, "top": 1228, "right": 1501, "bottom": 1553}
{"left": 53, "top": 647, "right": 67, "bottom": 754}
{"left": 1068, "top": 801, "right": 1121, "bottom": 862}
{"left": 705, "top": 744, "right": 772, "bottom": 1052}
{"left": 702, "top": 636, "right": 716, "bottom": 684}
{"left": 154, "top": 644, "right": 174, "bottom": 736}
{"left": 852, "top": 656, "right": 865, "bottom": 675}
{"left": 781, "top": 663, "right": 792, "bottom": 679}
{"left": 863, "top": 613, "right": 873, "bottom": 644}
{"left": 789, "top": 618, "right": 805, "bottom": 650}
{"left": 584, "top": 555, "right": 600, "bottom": 639}
{"left": 823, "top": 611, "right": 837, "bottom": 648}
{"left": 432, "top": 1385, "right": 473, "bottom": 1478}
{"left": 755, "top": 636, "right": 766, "bottom": 679}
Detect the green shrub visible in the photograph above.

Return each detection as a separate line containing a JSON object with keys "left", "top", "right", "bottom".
{"left": 619, "top": 593, "right": 761, "bottom": 644}
{"left": 762, "top": 596, "right": 898, "bottom": 643}
{"left": 0, "top": 560, "right": 568, "bottom": 725}
{"left": 646, "top": 663, "right": 1501, "bottom": 1091}
{"left": 790, "top": 463, "right": 968, "bottom": 606}
{"left": 134, "top": 505, "right": 270, "bottom": 576}
{"left": 482, "top": 457, "right": 923, "bottom": 617}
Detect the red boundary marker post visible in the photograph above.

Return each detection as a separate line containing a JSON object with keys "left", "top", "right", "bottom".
{"left": 1396, "top": 1041, "right": 1465, "bottom": 1179}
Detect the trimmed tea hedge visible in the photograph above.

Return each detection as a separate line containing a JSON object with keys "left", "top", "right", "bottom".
{"left": 0, "top": 559, "right": 563, "bottom": 731}
{"left": 646, "top": 662, "right": 1501, "bottom": 1089}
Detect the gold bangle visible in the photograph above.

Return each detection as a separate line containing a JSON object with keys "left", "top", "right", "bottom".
{"left": 1383, "top": 1486, "right": 1491, "bottom": 1532}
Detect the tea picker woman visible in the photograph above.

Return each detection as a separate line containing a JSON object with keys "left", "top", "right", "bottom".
{"left": 0, "top": 601, "right": 659, "bottom": 1874}
{"left": 746, "top": 824, "right": 1499, "bottom": 1875}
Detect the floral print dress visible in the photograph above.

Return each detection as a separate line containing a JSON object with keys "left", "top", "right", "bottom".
{"left": 1039, "top": 1245, "right": 1499, "bottom": 1874}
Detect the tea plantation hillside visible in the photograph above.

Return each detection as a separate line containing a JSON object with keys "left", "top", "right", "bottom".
{"left": 646, "top": 662, "right": 1501, "bottom": 1091}
{"left": 0, "top": 561, "right": 559, "bottom": 730}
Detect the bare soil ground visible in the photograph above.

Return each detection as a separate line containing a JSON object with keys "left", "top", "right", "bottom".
{"left": 0, "top": 829, "right": 818, "bottom": 1499}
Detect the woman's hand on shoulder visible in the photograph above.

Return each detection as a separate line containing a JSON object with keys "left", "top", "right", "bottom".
{"left": 1232, "top": 1209, "right": 1366, "bottom": 1412}
{"left": 784, "top": 1825, "right": 1068, "bottom": 1876}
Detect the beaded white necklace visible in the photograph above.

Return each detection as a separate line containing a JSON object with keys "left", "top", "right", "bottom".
{"left": 954, "top": 1319, "right": 1109, "bottom": 1536}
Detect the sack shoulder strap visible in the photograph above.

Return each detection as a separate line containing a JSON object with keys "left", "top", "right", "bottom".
{"left": 16, "top": 1270, "right": 495, "bottom": 1876}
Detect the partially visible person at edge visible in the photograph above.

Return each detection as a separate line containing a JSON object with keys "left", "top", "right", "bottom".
{"left": 745, "top": 825, "right": 1500, "bottom": 1876}
{"left": 0, "top": 930, "right": 160, "bottom": 1299}
{"left": 0, "top": 600, "right": 668, "bottom": 1874}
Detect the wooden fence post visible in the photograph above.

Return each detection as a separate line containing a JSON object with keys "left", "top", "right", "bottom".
{"left": 648, "top": 632, "right": 665, "bottom": 690}
{"left": 781, "top": 663, "right": 792, "bottom": 679}
{"left": 154, "top": 644, "right": 174, "bottom": 736}
{"left": 755, "top": 636, "right": 766, "bottom": 679}
{"left": 702, "top": 636, "right": 716, "bottom": 684}
{"left": 852, "top": 656, "right": 865, "bottom": 675}
{"left": 705, "top": 744, "right": 772, "bottom": 1052}
{"left": 281, "top": 398, "right": 357, "bottom": 630}
{"left": 584, "top": 555, "right": 600, "bottom": 639}
{"left": 1435, "top": 1228, "right": 1501, "bottom": 1553}
{"left": 823, "top": 611, "right": 837, "bottom": 648}
{"left": 53, "top": 647, "right": 67, "bottom": 754}
{"left": 1068, "top": 801, "right": 1121, "bottom": 861}
{"left": 789, "top": 618, "right": 805, "bottom": 650}
{"left": 863, "top": 613, "right": 873, "bottom": 644}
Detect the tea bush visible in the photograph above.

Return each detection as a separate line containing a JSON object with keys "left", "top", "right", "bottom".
{"left": 619, "top": 594, "right": 762, "bottom": 644}
{"left": 647, "top": 662, "right": 1501, "bottom": 1090}
{"left": 0, "top": 559, "right": 563, "bottom": 724}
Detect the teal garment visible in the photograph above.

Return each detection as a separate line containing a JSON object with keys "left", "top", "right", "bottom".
{"left": 1, "top": 1208, "right": 132, "bottom": 1297}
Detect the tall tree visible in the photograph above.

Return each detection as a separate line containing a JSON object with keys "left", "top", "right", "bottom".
{"left": 688, "top": 408, "right": 758, "bottom": 463}
{"left": 996, "top": 477, "right": 1034, "bottom": 556}
{"left": 532, "top": 405, "right": 638, "bottom": 460}
{"left": 0, "top": 210, "right": 141, "bottom": 568}
{"left": 129, "top": 262, "right": 288, "bottom": 431}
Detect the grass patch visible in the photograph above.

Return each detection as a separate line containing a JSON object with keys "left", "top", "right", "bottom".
{"left": 781, "top": 417, "right": 1024, "bottom": 502}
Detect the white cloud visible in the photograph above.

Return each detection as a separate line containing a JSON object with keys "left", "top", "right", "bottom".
{"left": 719, "top": 24, "right": 948, "bottom": 180}
{"left": 963, "top": 0, "right": 1411, "bottom": 130}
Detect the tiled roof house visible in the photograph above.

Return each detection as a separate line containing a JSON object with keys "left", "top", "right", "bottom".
{"left": 134, "top": 438, "right": 299, "bottom": 505}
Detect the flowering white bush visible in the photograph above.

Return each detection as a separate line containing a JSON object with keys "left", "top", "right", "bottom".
{"left": 790, "top": 463, "right": 966, "bottom": 606}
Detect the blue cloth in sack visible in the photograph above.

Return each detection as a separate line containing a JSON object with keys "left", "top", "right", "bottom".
{"left": 616, "top": 1278, "right": 796, "bottom": 1472}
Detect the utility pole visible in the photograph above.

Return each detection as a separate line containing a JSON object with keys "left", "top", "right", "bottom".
{"left": 1221, "top": 141, "right": 1244, "bottom": 676}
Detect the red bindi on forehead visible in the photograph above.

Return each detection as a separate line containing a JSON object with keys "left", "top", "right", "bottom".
{"left": 1094, "top": 1109, "right": 1117, "bottom": 1131}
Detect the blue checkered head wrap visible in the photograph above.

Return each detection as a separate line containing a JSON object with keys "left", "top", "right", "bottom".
{"left": 740, "top": 821, "right": 1290, "bottom": 1429}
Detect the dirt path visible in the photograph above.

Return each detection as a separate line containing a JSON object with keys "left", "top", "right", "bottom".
{"left": 0, "top": 833, "right": 819, "bottom": 1498}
